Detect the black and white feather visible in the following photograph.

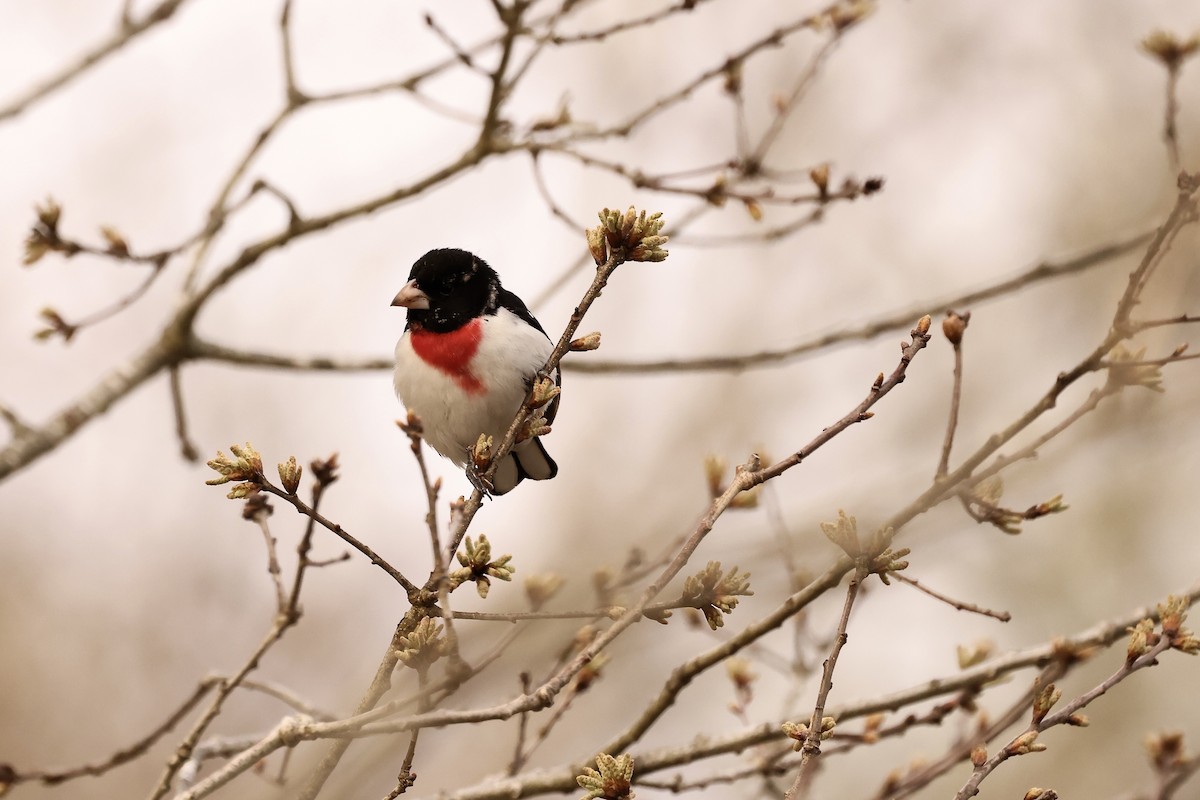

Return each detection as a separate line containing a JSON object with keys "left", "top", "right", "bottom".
{"left": 392, "top": 248, "right": 559, "bottom": 494}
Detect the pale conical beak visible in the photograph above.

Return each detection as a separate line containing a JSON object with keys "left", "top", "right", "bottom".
{"left": 391, "top": 280, "right": 429, "bottom": 309}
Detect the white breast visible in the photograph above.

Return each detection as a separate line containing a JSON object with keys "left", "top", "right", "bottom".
{"left": 394, "top": 308, "right": 554, "bottom": 466}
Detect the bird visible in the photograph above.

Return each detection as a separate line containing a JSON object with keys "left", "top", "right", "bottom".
{"left": 392, "top": 248, "right": 559, "bottom": 495}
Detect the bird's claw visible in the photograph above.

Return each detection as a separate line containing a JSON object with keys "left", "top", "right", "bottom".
{"left": 466, "top": 464, "right": 495, "bottom": 498}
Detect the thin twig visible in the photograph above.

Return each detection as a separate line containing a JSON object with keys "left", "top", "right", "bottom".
{"left": 784, "top": 566, "right": 867, "bottom": 798}
{"left": 169, "top": 365, "right": 199, "bottom": 462}
{"left": 0, "top": 0, "right": 195, "bottom": 123}
{"left": 506, "top": 672, "right": 533, "bottom": 776}
{"left": 954, "top": 637, "right": 1176, "bottom": 799}
{"left": 250, "top": 507, "right": 288, "bottom": 614}
{"left": 478, "top": 1, "right": 524, "bottom": 147}
{"left": 173, "top": 584, "right": 1200, "bottom": 800}
{"left": 7, "top": 678, "right": 218, "bottom": 789}
{"left": 285, "top": 472, "right": 327, "bottom": 623}
{"left": 748, "top": 33, "right": 841, "bottom": 166}
{"left": 936, "top": 311, "right": 969, "bottom": 478}
{"left": 146, "top": 624, "right": 299, "bottom": 799}
{"left": 0, "top": 400, "right": 32, "bottom": 439}
{"left": 424, "top": 13, "right": 488, "bottom": 74}
{"left": 878, "top": 662, "right": 1068, "bottom": 800}
{"left": 545, "top": 0, "right": 712, "bottom": 44}
{"left": 177, "top": 227, "right": 1158, "bottom": 378}
{"left": 887, "top": 571, "right": 1011, "bottom": 622}
{"left": 190, "top": 321, "right": 931, "bottom": 799}
{"left": 279, "top": 0, "right": 304, "bottom": 102}
{"left": 1163, "top": 62, "right": 1183, "bottom": 173}
{"left": 259, "top": 481, "right": 419, "bottom": 597}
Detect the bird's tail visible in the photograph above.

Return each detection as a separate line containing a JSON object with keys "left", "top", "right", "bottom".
{"left": 491, "top": 439, "right": 558, "bottom": 495}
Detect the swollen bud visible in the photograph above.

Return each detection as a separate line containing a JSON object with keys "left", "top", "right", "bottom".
{"left": 278, "top": 456, "right": 302, "bottom": 495}
{"left": 570, "top": 331, "right": 602, "bottom": 352}
{"left": 943, "top": 310, "right": 970, "bottom": 345}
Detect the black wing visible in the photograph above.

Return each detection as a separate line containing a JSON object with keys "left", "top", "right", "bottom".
{"left": 496, "top": 287, "right": 547, "bottom": 336}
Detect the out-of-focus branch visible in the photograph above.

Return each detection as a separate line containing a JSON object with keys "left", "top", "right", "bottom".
{"left": 415, "top": 583, "right": 1200, "bottom": 800}
{"left": 168, "top": 366, "right": 199, "bottom": 462}
{"left": 545, "top": 0, "right": 712, "bottom": 44}
{"left": 0, "top": 0, "right": 195, "bottom": 124}
{"left": 1141, "top": 30, "right": 1200, "bottom": 172}
{"left": 936, "top": 311, "right": 970, "bottom": 478}
{"left": 880, "top": 178, "right": 1198, "bottom": 540}
{"left": 179, "top": 225, "right": 1156, "bottom": 380}
{"left": 3, "top": 678, "right": 219, "bottom": 790}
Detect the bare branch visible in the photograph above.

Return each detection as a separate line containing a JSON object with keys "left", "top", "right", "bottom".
{"left": 0, "top": 0, "right": 195, "bottom": 123}
{"left": 168, "top": 366, "right": 199, "bottom": 462}
{"left": 6, "top": 678, "right": 218, "bottom": 789}
{"left": 887, "top": 571, "right": 1011, "bottom": 623}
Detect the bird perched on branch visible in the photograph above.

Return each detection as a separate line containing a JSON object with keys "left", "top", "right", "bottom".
{"left": 392, "top": 248, "right": 559, "bottom": 494}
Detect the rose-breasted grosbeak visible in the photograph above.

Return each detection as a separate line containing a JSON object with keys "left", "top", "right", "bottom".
{"left": 392, "top": 248, "right": 559, "bottom": 494}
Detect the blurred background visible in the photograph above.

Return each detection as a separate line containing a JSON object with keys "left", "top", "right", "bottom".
{"left": 2, "top": 0, "right": 1199, "bottom": 798}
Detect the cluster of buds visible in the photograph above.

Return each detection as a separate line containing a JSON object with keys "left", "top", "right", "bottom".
{"left": 1022, "top": 789, "right": 1058, "bottom": 800}
{"left": 33, "top": 307, "right": 77, "bottom": 343}
{"left": 782, "top": 717, "right": 836, "bottom": 750}
{"left": 576, "top": 753, "right": 635, "bottom": 800}
{"left": 586, "top": 207, "right": 668, "bottom": 266}
{"left": 514, "top": 376, "right": 559, "bottom": 444}
{"left": 702, "top": 454, "right": 762, "bottom": 508}
{"left": 807, "top": 162, "right": 884, "bottom": 202}
{"left": 820, "top": 511, "right": 910, "bottom": 582}
{"left": 1145, "top": 730, "right": 1188, "bottom": 773}
{"left": 206, "top": 442, "right": 265, "bottom": 499}
{"left": 529, "top": 376, "right": 560, "bottom": 409}
{"left": 449, "top": 534, "right": 515, "bottom": 599}
{"left": 1106, "top": 345, "right": 1167, "bottom": 394}
{"left": 823, "top": 0, "right": 876, "bottom": 32}
{"left": 1141, "top": 30, "right": 1200, "bottom": 70}
{"left": 22, "top": 198, "right": 77, "bottom": 266}
{"left": 1030, "top": 682, "right": 1062, "bottom": 725}
{"left": 517, "top": 411, "right": 552, "bottom": 444}
{"left": 966, "top": 477, "right": 1068, "bottom": 535}
{"left": 1004, "top": 730, "right": 1047, "bottom": 757}
{"left": 395, "top": 617, "right": 446, "bottom": 673}
{"left": 310, "top": 453, "right": 340, "bottom": 487}
{"left": 679, "top": 561, "right": 754, "bottom": 630}
{"left": 1129, "top": 595, "right": 1200, "bottom": 661}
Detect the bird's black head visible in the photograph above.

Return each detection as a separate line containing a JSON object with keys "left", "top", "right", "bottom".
{"left": 392, "top": 248, "right": 501, "bottom": 333}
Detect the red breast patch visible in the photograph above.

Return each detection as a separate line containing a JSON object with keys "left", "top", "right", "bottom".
{"left": 410, "top": 319, "right": 484, "bottom": 394}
